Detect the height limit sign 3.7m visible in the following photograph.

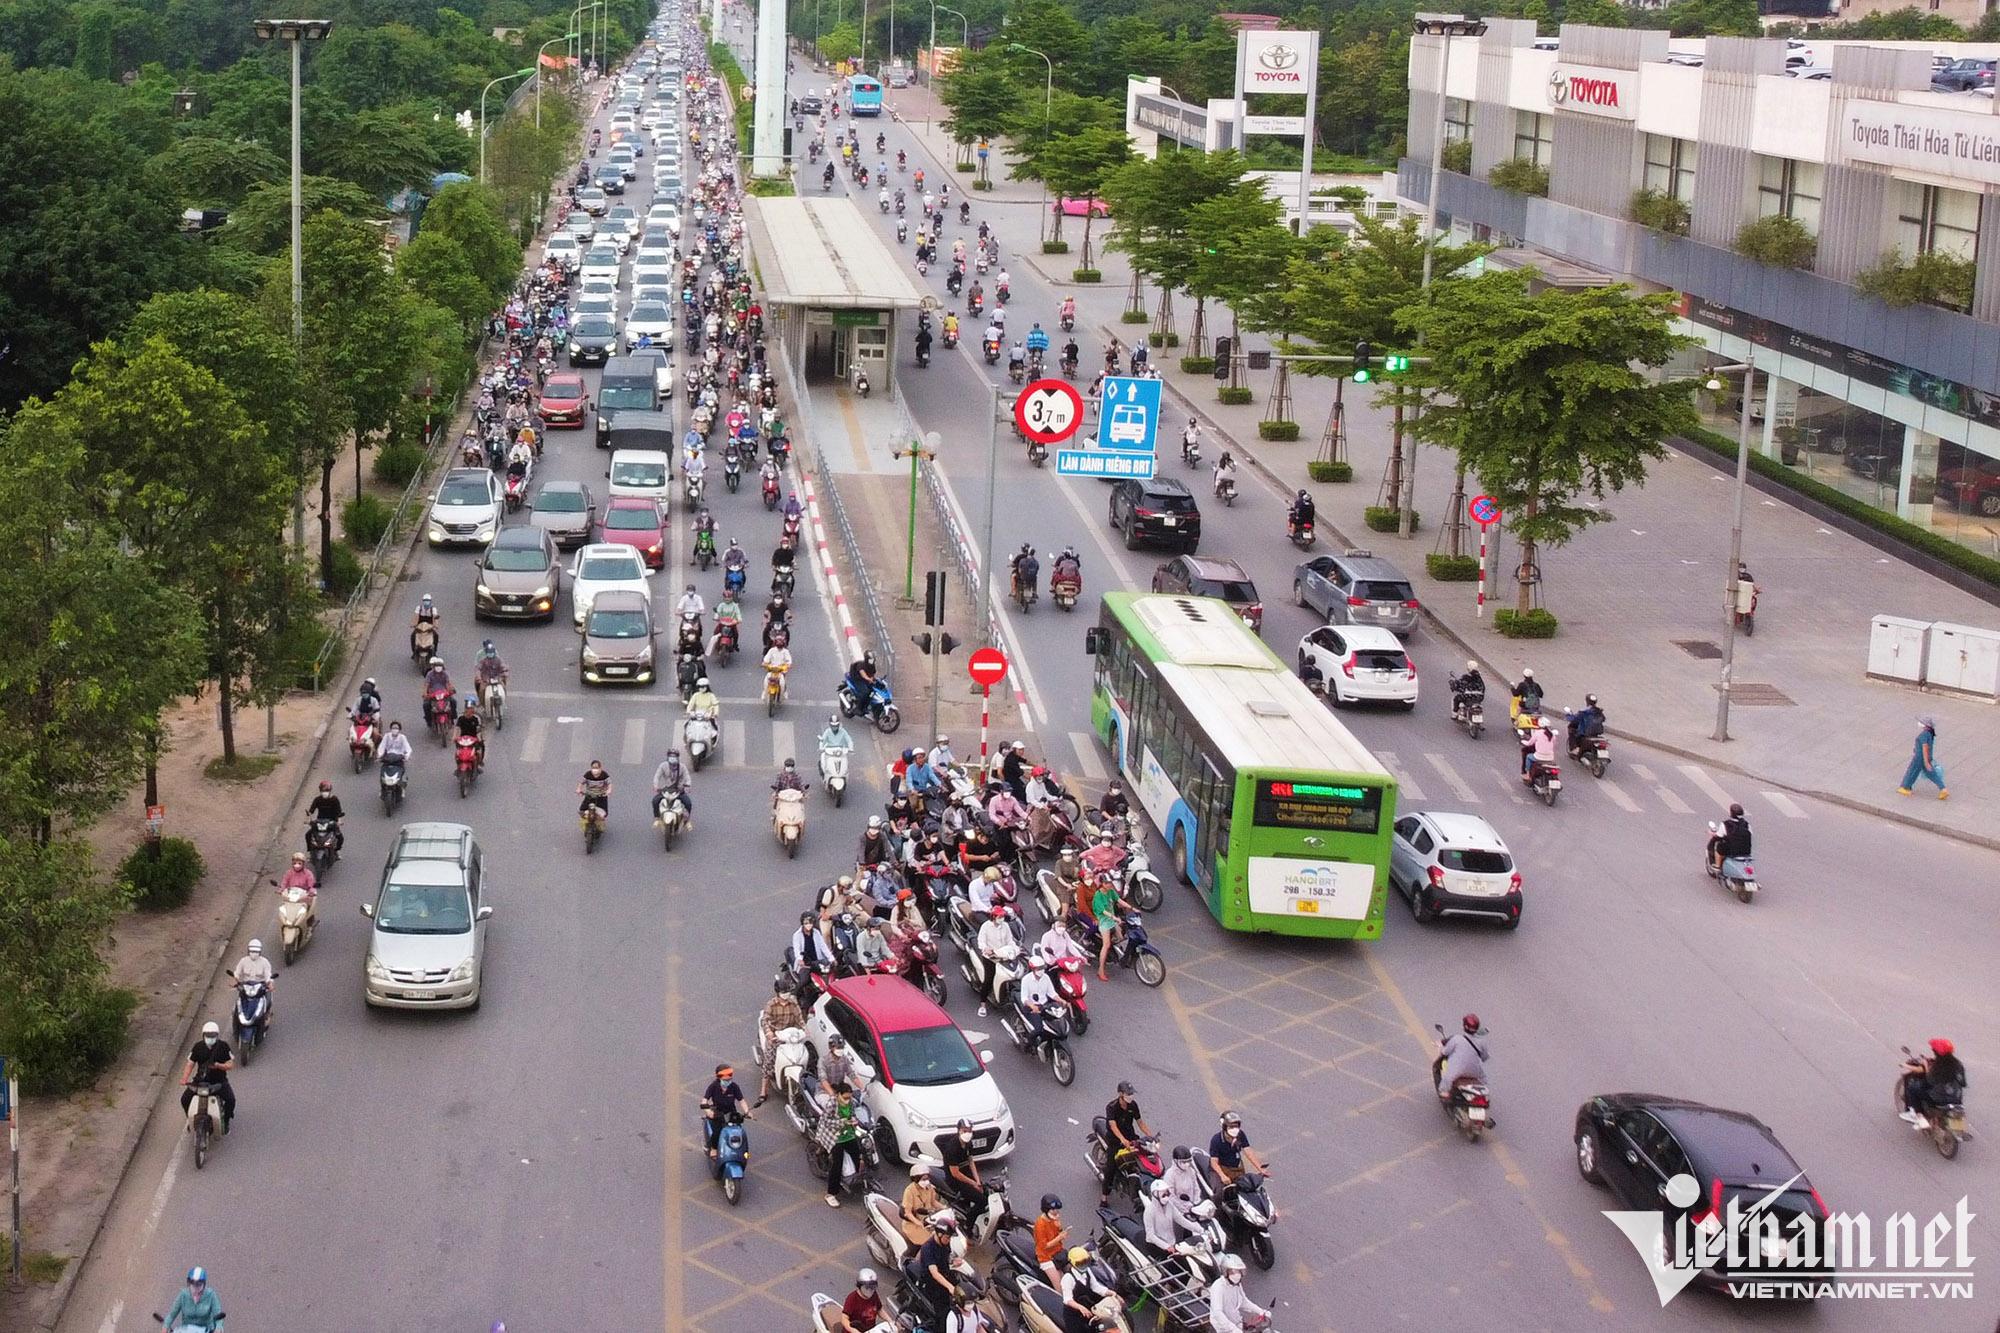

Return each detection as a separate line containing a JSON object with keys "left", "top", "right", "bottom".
{"left": 1014, "top": 379, "right": 1084, "bottom": 444}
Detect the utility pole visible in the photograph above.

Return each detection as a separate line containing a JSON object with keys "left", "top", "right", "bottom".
{"left": 975, "top": 383, "right": 1002, "bottom": 648}
{"left": 1708, "top": 362, "right": 1756, "bottom": 742}
{"left": 891, "top": 431, "right": 940, "bottom": 602}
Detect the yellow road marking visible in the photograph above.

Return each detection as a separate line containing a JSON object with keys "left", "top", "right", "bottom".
{"left": 664, "top": 949, "right": 684, "bottom": 1333}
{"left": 1158, "top": 970, "right": 1234, "bottom": 1117}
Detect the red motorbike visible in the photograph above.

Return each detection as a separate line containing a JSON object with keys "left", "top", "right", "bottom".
{"left": 424, "top": 688, "right": 454, "bottom": 745}
{"left": 877, "top": 930, "right": 948, "bottom": 1005}
{"left": 1051, "top": 954, "right": 1090, "bottom": 1034}
{"left": 761, "top": 473, "right": 781, "bottom": 510}
{"left": 455, "top": 734, "right": 481, "bottom": 798}
{"left": 346, "top": 710, "right": 378, "bottom": 772}
{"left": 1051, "top": 573, "right": 1082, "bottom": 613}
{"left": 504, "top": 469, "right": 528, "bottom": 512}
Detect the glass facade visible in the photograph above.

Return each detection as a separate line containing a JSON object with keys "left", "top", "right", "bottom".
{"left": 1756, "top": 157, "right": 1823, "bottom": 235}
{"left": 1513, "top": 110, "right": 1552, "bottom": 166}
{"left": 1643, "top": 134, "right": 1698, "bottom": 202}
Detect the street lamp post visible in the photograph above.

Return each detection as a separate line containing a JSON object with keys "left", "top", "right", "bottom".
{"left": 1412, "top": 13, "right": 1486, "bottom": 546}
{"left": 480, "top": 68, "right": 537, "bottom": 184}
{"left": 925, "top": 3, "right": 967, "bottom": 123}
{"left": 1706, "top": 362, "right": 1757, "bottom": 742}
{"left": 537, "top": 34, "right": 578, "bottom": 127}
{"left": 1009, "top": 43, "right": 1053, "bottom": 235}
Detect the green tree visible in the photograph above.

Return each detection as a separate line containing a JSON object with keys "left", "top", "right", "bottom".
{"left": 0, "top": 837, "right": 136, "bottom": 1095}
{"left": 312, "top": 105, "right": 456, "bottom": 198}
{"left": 938, "top": 47, "right": 1020, "bottom": 177}
{"left": 418, "top": 181, "right": 520, "bottom": 305}
{"left": 397, "top": 230, "right": 492, "bottom": 338}
{"left": 312, "top": 23, "right": 452, "bottom": 111}
{"left": 1101, "top": 149, "right": 1251, "bottom": 349}
{"left": 817, "top": 20, "right": 860, "bottom": 66}
{"left": 1186, "top": 183, "right": 1297, "bottom": 387}
{"left": 0, "top": 436, "right": 204, "bottom": 846}
{"left": 1036, "top": 126, "right": 1131, "bottom": 266}
{"left": 224, "top": 175, "right": 384, "bottom": 253}
{"left": 1400, "top": 272, "right": 1698, "bottom": 615}
{"left": 146, "top": 135, "right": 287, "bottom": 209}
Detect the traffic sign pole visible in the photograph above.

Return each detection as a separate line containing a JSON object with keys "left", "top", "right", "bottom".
{"left": 1469, "top": 494, "right": 1500, "bottom": 618}
{"left": 965, "top": 648, "right": 1009, "bottom": 777}
{"left": 978, "top": 685, "right": 991, "bottom": 775}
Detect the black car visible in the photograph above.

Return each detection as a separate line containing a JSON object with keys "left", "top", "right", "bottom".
{"left": 798, "top": 95, "right": 824, "bottom": 115}
{"left": 1575, "top": 1093, "right": 1831, "bottom": 1293}
{"left": 569, "top": 317, "right": 619, "bottom": 367}
{"left": 1109, "top": 477, "right": 1201, "bottom": 553}
{"left": 593, "top": 165, "right": 626, "bottom": 196}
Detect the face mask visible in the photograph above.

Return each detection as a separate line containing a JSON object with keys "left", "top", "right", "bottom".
{"left": 203, "top": 1036, "right": 219, "bottom": 1047}
{"left": 1227, "top": 1272, "right": 1243, "bottom": 1285}
{"left": 959, "top": 1132, "right": 973, "bottom": 1145}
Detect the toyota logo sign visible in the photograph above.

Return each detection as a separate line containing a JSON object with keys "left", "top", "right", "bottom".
{"left": 1548, "top": 67, "right": 1569, "bottom": 104}
{"left": 1243, "top": 30, "right": 1311, "bottom": 88}
{"left": 1258, "top": 43, "right": 1300, "bottom": 72}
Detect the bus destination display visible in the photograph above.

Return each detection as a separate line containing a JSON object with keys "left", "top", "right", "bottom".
{"left": 1254, "top": 779, "right": 1382, "bottom": 833}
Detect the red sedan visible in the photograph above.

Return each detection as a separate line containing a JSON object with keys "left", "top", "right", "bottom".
{"left": 595, "top": 495, "right": 667, "bottom": 569}
{"left": 1052, "top": 197, "right": 1111, "bottom": 218}
{"left": 538, "top": 372, "right": 590, "bottom": 429}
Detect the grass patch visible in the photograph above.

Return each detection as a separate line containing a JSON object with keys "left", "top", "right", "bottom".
{"left": 1494, "top": 607, "right": 1559, "bottom": 638}
{"left": 1179, "top": 356, "right": 1215, "bottom": 375}
{"left": 1364, "top": 506, "right": 1418, "bottom": 532}
{"left": 1217, "top": 386, "right": 1253, "bottom": 405}
{"left": 1041, "top": 239, "right": 1070, "bottom": 254}
{"left": 1426, "top": 553, "right": 1480, "bottom": 581}
{"left": 747, "top": 177, "right": 796, "bottom": 197}
{"left": 1258, "top": 421, "right": 1301, "bottom": 441}
{"left": 205, "top": 753, "right": 282, "bottom": 783}
{"left": 1121, "top": 310, "right": 1149, "bottom": 325}
{"left": 1307, "top": 460, "right": 1353, "bottom": 482}
{"left": 709, "top": 41, "right": 748, "bottom": 106}
{"left": 0, "top": 1234, "right": 70, "bottom": 1285}
{"left": 1682, "top": 426, "right": 2000, "bottom": 591}
{"left": 1071, "top": 268, "right": 1102, "bottom": 282}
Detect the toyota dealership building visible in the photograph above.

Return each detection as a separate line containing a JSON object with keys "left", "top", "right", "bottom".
{"left": 1403, "top": 21, "right": 2000, "bottom": 545}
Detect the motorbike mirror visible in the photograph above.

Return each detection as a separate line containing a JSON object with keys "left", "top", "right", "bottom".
{"left": 359, "top": 903, "right": 374, "bottom": 917}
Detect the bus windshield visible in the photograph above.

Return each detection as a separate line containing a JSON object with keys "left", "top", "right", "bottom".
{"left": 847, "top": 75, "right": 884, "bottom": 116}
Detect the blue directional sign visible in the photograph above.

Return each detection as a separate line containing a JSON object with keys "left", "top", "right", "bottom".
{"left": 1098, "top": 376, "right": 1162, "bottom": 452}
{"left": 1056, "top": 448, "right": 1155, "bottom": 478}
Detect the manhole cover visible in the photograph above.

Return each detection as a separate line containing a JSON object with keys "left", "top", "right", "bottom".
{"left": 1722, "top": 682, "right": 1795, "bottom": 706}
{"left": 1674, "top": 639, "right": 1723, "bottom": 660}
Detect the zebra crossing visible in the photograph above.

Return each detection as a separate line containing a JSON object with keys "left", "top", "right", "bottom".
{"left": 502, "top": 708, "right": 818, "bottom": 772}
{"left": 1373, "top": 749, "right": 1816, "bottom": 822}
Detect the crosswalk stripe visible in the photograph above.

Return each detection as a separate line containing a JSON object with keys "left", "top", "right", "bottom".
{"left": 1496, "top": 771, "right": 1527, "bottom": 803}
{"left": 1071, "top": 732, "right": 1107, "bottom": 782}
{"left": 1597, "top": 777, "right": 1642, "bottom": 813}
{"left": 723, "top": 719, "right": 746, "bottom": 767}
{"left": 1761, "top": 790, "right": 1808, "bottom": 819}
{"left": 1678, "top": 764, "right": 1735, "bottom": 811}
{"left": 565, "top": 719, "right": 593, "bottom": 764}
{"left": 1377, "top": 751, "right": 1426, "bottom": 803}
{"left": 771, "top": 720, "right": 796, "bottom": 768}
{"left": 620, "top": 717, "right": 647, "bottom": 765}
{"left": 1630, "top": 763, "right": 1659, "bottom": 783}
{"left": 519, "top": 716, "right": 550, "bottom": 765}
{"left": 1424, "top": 754, "right": 1479, "bottom": 804}
{"left": 1653, "top": 783, "right": 1693, "bottom": 815}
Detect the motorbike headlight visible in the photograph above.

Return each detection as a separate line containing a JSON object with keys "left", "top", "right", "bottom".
{"left": 1238, "top": 1202, "right": 1268, "bottom": 1226}
{"left": 366, "top": 955, "right": 392, "bottom": 982}
{"left": 448, "top": 958, "right": 476, "bottom": 982}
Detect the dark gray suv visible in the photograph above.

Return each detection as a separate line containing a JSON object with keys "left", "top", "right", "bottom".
{"left": 1293, "top": 549, "right": 1419, "bottom": 635}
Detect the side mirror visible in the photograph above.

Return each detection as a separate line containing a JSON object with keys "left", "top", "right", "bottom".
{"left": 575, "top": 620, "right": 586, "bottom": 635}
{"left": 476, "top": 905, "right": 494, "bottom": 921}
{"left": 1084, "top": 628, "right": 1102, "bottom": 655}
{"left": 359, "top": 903, "right": 373, "bottom": 918}
{"left": 979, "top": 1049, "right": 996, "bottom": 1066}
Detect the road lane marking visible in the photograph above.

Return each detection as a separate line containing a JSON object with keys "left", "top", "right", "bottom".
{"left": 1070, "top": 731, "right": 1106, "bottom": 781}
{"left": 771, "top": 719, "right": 796, "bottom": 768}
{"left": 520, "top": 715, "right": 551, "bottom": 764}
{"left": 1678, "top": 764, "right": 1735, "bottom": 811}
{"left": 723, "top": 719, "right": 746, "bottom": 767}
{"left": 663, "top": 949, "right": 684, "bottom": 1333}
{"left": 1361, "top": 951, "right": 1616, "bottom": 1314}
{"left": 1497, "top": 771, "right": 1527, "bottom": 803}
{"left": 1653, "top": 782, "right": 1694, "bottom": 815}
{"left": 1424, "top": 753, "right": 1479, "bottom": 803}
{"left": 566, "top": 717, "right": 593, "bottom": 763}
{"left": 1376, "top": 750, "right": 1426, "bottom": 802}
{"left": 621, "top": 716, "right": 647, "bottom": 764}
{"left": 1761, "top": 790, "right": 1808, "bottom": 819}
{"left": 1596, "top": 777, "right": 1642, "bottom": 813}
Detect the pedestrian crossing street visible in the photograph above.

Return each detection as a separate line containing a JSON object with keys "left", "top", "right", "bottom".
{"left": 1054, "top": 730, "right": 1814, "bottom": 824}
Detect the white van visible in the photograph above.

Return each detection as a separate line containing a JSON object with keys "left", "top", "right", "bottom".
{"left": 607, "top": 449, "right": 672, "bottom": 505}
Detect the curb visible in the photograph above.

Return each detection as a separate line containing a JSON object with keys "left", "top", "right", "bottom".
{"left": 1097, "top": 320, "right": 2000, "bottom": 856}
{"left": 34, "top": 375, "right": 484, "bottom": 1333}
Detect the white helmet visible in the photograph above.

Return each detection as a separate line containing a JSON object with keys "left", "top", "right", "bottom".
{"left": 247, "top": 940, "right": 263, "bottom": 955}
{"left": 1220, "top": 1254, "right": 1246, "bottom": 1274}
{"left": 1149, "top": 1179, "right": 1171, "bottom": 1199}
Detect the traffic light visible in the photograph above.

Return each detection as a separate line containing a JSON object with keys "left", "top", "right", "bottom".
{"left": 1212, "top": 337, "right": 1232, "bottom": 380}
{"left": 911, "top": 631, "right": 962, "bottom": 655}
{"left": 1352, "top": 340, "right": 1373, "bottom": 383}
{"left": 1383, "top": 353, "right": 1411, "bottom": 373}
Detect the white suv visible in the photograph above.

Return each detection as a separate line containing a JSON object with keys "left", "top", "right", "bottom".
{"left": 361, "top": 823, "right": 494, "bottom": 1009}
{"left": 427, "top": 468, "right": 502, "bottom": 548}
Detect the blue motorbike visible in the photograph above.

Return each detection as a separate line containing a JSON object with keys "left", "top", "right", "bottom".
{"left": 705, "top": 1112, "right": 750, "bottom": 1205}
{"left": 836, "top": 677, "right": 902, "bottom": 734}
{"left": 723, "top": 564, "right": 747, "bottom": 597}
{"left": 1064, "top": 909, "right": 1167, "bottom": 988}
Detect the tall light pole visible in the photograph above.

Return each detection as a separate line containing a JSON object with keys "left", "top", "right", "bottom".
{"left": 1412, "top": 14, "right": 1486, "bottom": 544}
{"left": 537, "top": 33, "right": 578, "bottom": 127}
{"left": 1706, "top": 362, "right": 1757, "bottom": 742}
{"left": 480, "top": 68, "right": 536, "bottom": 184}
{"left": 925, "top": 3, "right": 967, "bottom": 121}
{"left": 1009, "top": 44, "right": 1053, "bottom": 238}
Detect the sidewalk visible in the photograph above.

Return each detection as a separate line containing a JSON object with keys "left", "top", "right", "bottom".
{"left": 883, "top": 84, "right": 2000, "bottom": 849}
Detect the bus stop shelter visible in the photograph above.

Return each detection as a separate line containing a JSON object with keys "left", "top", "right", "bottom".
{"left": 743, "top": 197, "right": 927, "bottom": 395}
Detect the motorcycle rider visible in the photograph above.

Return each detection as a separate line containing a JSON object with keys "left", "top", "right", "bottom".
{"left": 1900, "top": 1037, "right": 1968, "bottom": 1127}
{"left": 577, "top": 759, "right": 612, "bottom": 821}
{"left": 935, "top": 1117, "right": 996, "bottom": 1217}
{"left": 1707, "top": 802, "right": 1753, "bottom": 875}
{"left": 1510, "top": 667, "right": 1544, "bottom": 727}
{"left": 161, "top": 1267, "right": 224, "bottom": 1333}
{"left": 754, "top": 977, "right": 806, "bottom": 1107}
{"left": 475, "top": 642, "right": 508, "bottom": 711}
{"left": 772, "top": 757, "right": 809, "bottom": 797}
{"left": 410, "top": 592, "right": 442, "bottom": 657}
{"left": 1090, "top": 876, "right": 1134, "bottom": 982}
{"left": 943, "top": 311, "right": 960, "bottom": 346}
{"left": 231, "top": 938, "right": 275, "bottom": 1028}
{"left": 676, "top": 583, "right": 706, "bottom": 621}
{"left": 1060, "top": 1244, "right": 1118, "bottom": 1332}
{"left": 1143, "top": 1178, "right": 1205, "bottom": 1264}
{"left": 856, "top": 916, "right": 895, "bottom": 970}
{"left": 1522, "top": 715, "right": 1558, "bottom": 781}
{"left": 1000, "top": 739, "right": 1032, "bottom": 802}
{"left": 699, "top": 1062, "right": 751, "bottom": 1156}
{"left": 974, "top": 904, "right": 1022, "bottom": 1016}
{"left": 354, "top": 675, "right": 383, "bottom": 726}
{"left": 819, "top": 711, "right": 855, "bottom": 762}
{"left": 1009, "top": 544, "right": 1039, "bottom": 603}
{"left": 829, "top": 1268, "right": 883, "bottom": 1332}
{"left": 455, "top": 697, "right": 485, "bottom": 772}
{"left": 1007, "top": 339, "right": 1027, "bottom": 380}
{"left": 723, "top": 536, "right": 750, "bottom": 584}
{"left": 178, "top": 1020, "right": 236, "bottom": 1134}
{"left": 1161, "top": 1143, "right": 1206, "bottom": 1215}
{"left": 1567, "top": 692, "right": 1606, "bottom": 757}
{"left": 844, "top": 652, "right": 881, "bottom": 710}
{"left": 1436, "top": 1013, "right": 1491, "bottom": 1102}
{"left": 1449, "top": 660, "right": 1485, "bottom": 721}
{"left": 911, "top": 1215, "right": 964, "bottom": 1315}
{"left": 762, "top": 639, "right": 794, "bottom": 700}
{"left": 1208, "top": 1254, "right": 1271, "bottom": 1333}
{"left": 1100, "top": 1080, "right": 1153, "bottom": 1206}
{"left": 1016, "top": 948, "right": 1058, "bottom": 1046}
{"left": 1211, "top": 450, "right": 1237, "bottom": 497}
{"left": 1059, "top": 294, "right": 1076, "bottom": 326}
{"left": 652, "top": 748, "right": 693, "bottom": 827}
{"left": 788, "top": 909, "right": 832, "bottom": 994}
{"left": 1034, "top": 1194, "right": 1072, "bottom": 1287}
{"left": 1208, "top": 1110, "right": 1269, "bottom": 1186}
{"left": 859, "top": 815, "right": 894, "bottom": 870}
{"left": 278, "top": 850, "right": 317, "bottom": 900}
{"left": 916, "top": 321, "right": 933, "bottom": 364}
{"left": 422, "top": 655, "right": 454, "bottom": 728}
{"left": 1287, "top": 489, "right": 1315, "bottom": 539}
{"left": 378, "top": 719, "right": 412, "bottom": 770}
{"left": 927, "top": 733, "right": 958, "bottom": 777}
{"left": 985, "top": 782, "right": 1029, "bottom": 863}
{"left": 306, "top": 780, "right": 345, "bottom": 853}
{"left": 899, "top": 1159, "right": 950, "bottom": 1247}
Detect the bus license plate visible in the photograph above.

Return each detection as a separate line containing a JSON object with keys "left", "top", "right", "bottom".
{"left": 1292, "top": 898, "right": 1319, "bottom": 914}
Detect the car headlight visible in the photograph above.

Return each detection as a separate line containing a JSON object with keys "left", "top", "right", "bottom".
{"left": 366, "top": 955, "right": 391, "bottom": 982}
{"left": 476, "top": 584, "right": 492, "bottom": 598}
{"left": 531, "top": 586, "right": 552, "bottom": 600}
{"left": 637, "top": 644, "right": 654, "bottom": 664}
{"left": 582, "top": 645, "right": 599, "bottom": 665}
{"left": 448, "top": 958, "right": 476, "bottom": 982}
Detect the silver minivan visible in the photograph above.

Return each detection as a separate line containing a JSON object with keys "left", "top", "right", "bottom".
{"left": 361, "top": 823, "right": 493, "bottom": 1010}
{"left": 1293, "top": 549, "right": 1421, "bottom": 635}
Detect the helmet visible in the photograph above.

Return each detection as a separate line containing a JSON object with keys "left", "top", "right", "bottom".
{"left": 1931, "top": 1037, "right": 1956, "bottom": 1056}
{"left": 1067, "top": 1246, "right": 1092, "bottom": 1267}
{"left": 420, "top": 594, "right": 435, "bottom": 607}
{"left": 188, "top": 1267, "right": 208, "bottom": 1285}
{"left": 868, "top": 815, "right": 883, "bottom": 828}
{"left": 837, "top": 875, "right": 855, "bottom": 889}
{"left": 956, "top": 1118, "right": 973, "bottom": 1132}
{"left": 1584, "top": 692, "right": 1598, "bottom": 706}
{"left": 1467, "top": 659, "right": 1479, "bottom": 672}
{"left": 1117, "top": 1079, "right": 1136, "bottom": 1096}
{"left": 429, "top": 656, "right": 443, "bottom": 668}
{"left": 1462, "top": 1013, "right": 1481, "bottom": 1034}
{"left": 829, "top": 1034, "right": 846, "bottom": 1049}
{"left": 982, "top": 866, "right": 1001, "bottom": 883}
{"left": 989, "top": 905, "right": 1007, "bottom": 920}
{"left": 318, "top": 780, "right": 332, "bottom": 793}
{"left": 201, "top": 1021, "right": 220, "bottom": 1037}
{"left": 481, "top": 640, "right": 496, "bottom": 653}
{"left": 783, "top": 758, "right": 797, "bottom": 770}
{"left": 1031, "top": 765, "right": 1047, "bottom": 777}
{"left": 291, "top": 852, "right": 306, "bottom": 863}
{"left": 696, "top": 677, "right": 710, "bottom": 689}
{"left": 363, "top": 677, "right": 377, "bottom": 690}
{"left": 1149, "top": 1179, "right": 1171, "bottom": 1199}
{"left": 1172, "top": 1144, "right": 1192, "bottom": 1163}
{"left": 931, "top": 1214, "right": 958, "bottom": 1235}
{"left": 1041, "top": 1193, "right": 1063, "bottom": 1212}
{"left": 1220, "top": 1254, "right": 1246, "bottom": 1275}
{"left": 1520, "top": 667, "right": 1535, "bottom": 679}
{"left": 464, "top": 696, "right": 478, "bottom": 709}
{"left": 1729, "top": 802, "right": 1745, "bottom": 817}
{"left": 856, "top": 1268, "right": 878, "bottom": 1287}
{"left": 247, "top": 940, "right": 263, "bottom": 955}
{"left": 1220, "top": 1109, "right": 1242, "bottom": 1129}
{"left": 911, "top": 1161, "right": 929, "bottom": 1179}
{"left": 1537, "top": 716, "right": 1552, "bottom": 729}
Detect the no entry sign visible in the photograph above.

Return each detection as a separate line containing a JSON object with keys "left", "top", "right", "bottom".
{"left": 967, "top": 646, "right": 1009, "bottom": 687}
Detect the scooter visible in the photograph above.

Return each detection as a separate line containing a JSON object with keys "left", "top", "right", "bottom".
{"left": 478, "top": 676, "right": 506, "bottom": 730}
{"left": 853, "top": 366, "right": 871, "bottom": 398}
{"left": 1897, "top": 1046, "right": 1974, "bottom": 1159}
{"left": 772, "top": 564, "right": 797, "bottom": 598}
{"left": 1703, "top": 823, "right": 1759, "bottom": 903}
{"left": 765, "top": 661, "right": 789, "bottom": 716}
{"left": 1213, "top": 472, "right": 1237, "bottom": 505}
{"left": 410, "top": 621, "right": 439, "bottom": 669}
{"left": 706, "top": 1111, "right": 750, "bottom": 1204}
{"left": 455, "top": 734, "right": 481, "bottom": 798}
{"left": 1287, "top": 515, "right": 1314, "bottom": 549}
{"left": 774, "top": 787, "right": 808, "bottom": 858}
{"left": 1050, "top": 573, "right": 1080, "bottom": 611}
{"left": 1181, "top": 435, "right": 1201, "bottom": 469}
{"left": 346, "top": 709, "right": 378, "bottom": 771}
{"left": 231, "top": 974, "right": 274, "bottom": 1065}
{"left": 655, "top": 789, "right": 689, "bottom": 850}
{"left": 1450, "top": 688, "right": 1485, "bottom": 740}
{"left": 1565, "top": 711, "right": 1610, "bottom": 778}
{"left": 819, "top": 742, "right": 850, "bottom": 806}
{"left": 685, "top": 711, "right": 719, "bottom": 770}
{"left": 274, "top": 881, "right": 316, "bottom": 964}
{"left": 1065, "top": 909, "right": 1166, "bottom": 986}
{"left": 1523, "top": 754, "right": 1562, "bottom": 807}
{"left": 306, "top": 816, "right": 339, "bottom": 875}
{"left": 713, "top": 618, "right": 740, "bottom": 667}
{"left": 183, "top": 1077, "right": 227, "bottom": 1170}
{"left": 982, "top": 337, "right": 1002, "bottom": 366}
{"left": 379, "top": 754, "right": 407, "bottom": 816}
{"left": 1432, "top": 1024, "right": 1495, "bottom": 1142}
{"left": 724, "top": 451, "right": 742, "bottom": 493}
{"left": 1016, "top": 1272, "right": 1131, "bottom": 1333}
{"left": 999, "top": 995, "right": 1076, "bottom": 1086}
{"left": 1085, "top": 1119, "right": 1163, "bottom": 1207}
{"left": 1192, "top": 1149, "right": 1277, "bottom": 1269}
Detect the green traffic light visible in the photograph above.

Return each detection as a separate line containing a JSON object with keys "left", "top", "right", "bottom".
{"left": 1352, "top": 368, "right": 1372, "bottom": 383}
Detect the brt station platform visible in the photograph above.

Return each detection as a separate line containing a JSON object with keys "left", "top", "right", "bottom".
{"left": 743, "top": 196, "right": 927, "bottom": 398}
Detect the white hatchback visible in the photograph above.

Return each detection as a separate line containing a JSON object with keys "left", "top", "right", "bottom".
{"left": 1296, "top": 624, "right": 1418, "bottom": 709}
{"left": 570, "top": 543, "right": 654, "bottom": 627}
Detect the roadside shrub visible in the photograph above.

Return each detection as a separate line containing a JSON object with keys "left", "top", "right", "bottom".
{"left": 1494, "top": 608, "right": 1560, "bottom": 638}
{"left": 1426, "top": 553, "right": 1480, "bottom": 581}
{"left": 971, "top": 178, "right": 994, "bottom": 191}
{"left": 1258, "top": 421, "right": 1301, "bottom": 441}
{"left": 119, "top": 838, "right": 207, "bottom": 912}
{"left": 1307, "top": 460, "right": 1352, "bottom": 483}
{"left": 1217, "top": 387, "right": 1252, "bottom": 405}
{"left": 342, "top": 494, "right": 393, "bottom": 550}
{"left": 323, "top": 544, "right": 365, "bottom": 599}
{"left": 1364, "top": 506, "right": 1418, "bottom": 532}
{"left": 1041, "top": 240, "right": 1069, "bottom": 254}
{"left": 1071, "top": 268, "right": 1102, "bottom": 282}
{"left": 1120, "top": 310, "right": 1149, "bottom": 325}
{"left": 373, "top": 440, "right": 426, "bottom": 487}
{"left": 1179, "top": 356, "right": 1215, "bottom": 375}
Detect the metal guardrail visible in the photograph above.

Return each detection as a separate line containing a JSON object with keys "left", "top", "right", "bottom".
{"left": 903, "top": 396, "right": 1002, "bottom": 648}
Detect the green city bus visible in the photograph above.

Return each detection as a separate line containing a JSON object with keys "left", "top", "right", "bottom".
{"left": 1085, "top": 592, "right": 1396, "bottom": 940}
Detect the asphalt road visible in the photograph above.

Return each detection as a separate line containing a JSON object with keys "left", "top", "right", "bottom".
{"left": 59, "top": 25, "right": 2000, "bottom": 1333}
